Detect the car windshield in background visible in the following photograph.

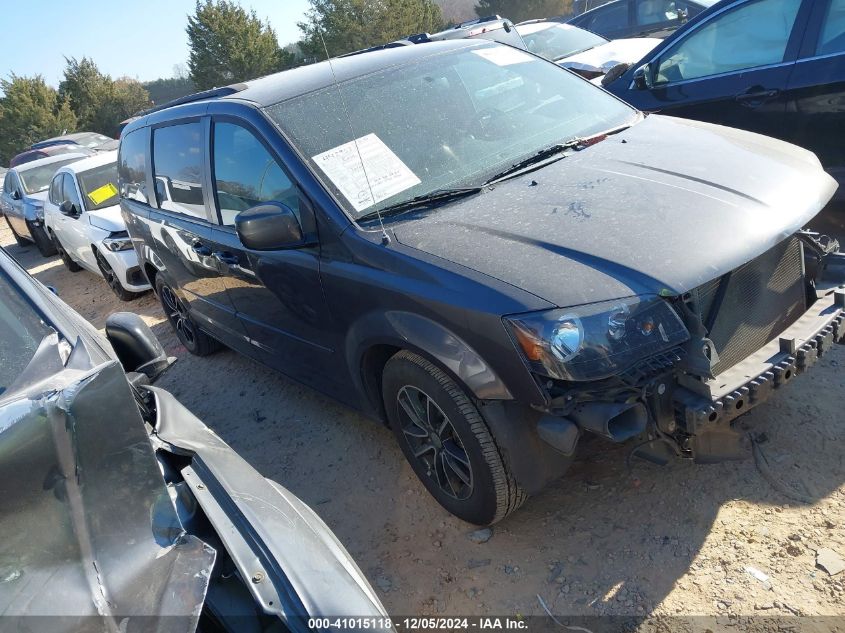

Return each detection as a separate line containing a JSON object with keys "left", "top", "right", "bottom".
{"left": 77, "top": 133, "right": 114, "bottom": 148}
{"left": 519, "top": 23, "right": 609, "bottom": 61}
{"left": 0, "top": 273, "right": 52, "bottom": 395}
{"left": 78, "top": 163, "right": 120, "bottom": 211}
{"left": 19, "top": 158, "right": 84, "bottom": 194}
{"left": 266, "top": 44, "right": 636, "bottom": 219}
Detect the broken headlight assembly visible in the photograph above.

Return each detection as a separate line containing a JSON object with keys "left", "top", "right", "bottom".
{"left": 505, "top": 296, "right": 690, "bottom": 381}
{"left": 103, "top": 231, "right": 134, "bottom": 252}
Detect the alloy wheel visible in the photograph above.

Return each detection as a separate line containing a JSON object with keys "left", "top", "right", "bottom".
{"left": 396, "top": 385, "right": 473, "bottom": 500}
{"left": 160, "top": 284, "right": 196, "bottom": 346}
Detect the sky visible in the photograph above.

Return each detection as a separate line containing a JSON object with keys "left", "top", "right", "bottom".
{"left": 0, "top": 0, "right": 312, "bottom": 87}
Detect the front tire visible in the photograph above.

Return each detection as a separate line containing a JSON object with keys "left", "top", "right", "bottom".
{"left": 382, "top": 350, "right": 526, "bottom": 525}
{"left": 155, "top": 276, "right": 220, "bottom": 356}
{"left": 27, "top": 221, "right": 57, "bottom": 257}
{"left": 94, "top": 248, "right": 141, "bottom": 301}
{"left": 51, "top": 231, "right": 82, "bottom": 272}
{"left": 5, "top": 216, "right": 28, "bottom": 247}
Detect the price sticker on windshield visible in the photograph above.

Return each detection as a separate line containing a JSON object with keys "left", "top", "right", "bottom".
{"left": 471, "top": 47, "right": 533, "bottom": 66}
{"left": 87, "top": 182, "right": 118, "bottom": 206}
{"left": 312, "top": 133, "right": 421, "bottom": 213}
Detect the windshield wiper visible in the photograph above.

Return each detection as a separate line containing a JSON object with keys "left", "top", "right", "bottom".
{"left": 357, "top": 187, "right": 482, "bottom": 222}
{"left": 482, "top": 133, "right": 613, "bottom": 186}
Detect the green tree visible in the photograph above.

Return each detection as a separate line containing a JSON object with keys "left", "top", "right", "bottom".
{"left": 474, "top": 0, "right": 573, "bottom": 22}
{"left": 0, "top": 75, "right": 77, "bottom": 165}
{"left": 59, "top": 57, "right": 150, "bottom": 137}
{"left": 298, "top": 0, "right": 444, "bottom": 58}
{"left": 143, "top": 76, "right": 196, "bottom": 105}
{"left": 187, "top": 0, "right": 290, "bottom": 90}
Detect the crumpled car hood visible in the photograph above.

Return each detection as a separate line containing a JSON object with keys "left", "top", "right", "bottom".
{"left": 393, "top": 115, "right": 838, "bottom": 308}
{"left": 560, "top": 37, "right": 662, "bottom": 75}
{"left": 87, "top": 204, "right": 125, "bottom": 233}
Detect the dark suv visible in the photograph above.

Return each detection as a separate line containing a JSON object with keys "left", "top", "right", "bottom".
{"left": 120, "top": 40, "right": 845, "bottom": 525}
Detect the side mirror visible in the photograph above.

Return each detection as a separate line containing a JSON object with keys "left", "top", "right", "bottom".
{"left": 633, "top": 63, "right": 653, "bottom": 90}
{"left": 235, "top": 202, "right": 304, "bottom": 251}
{"left": 59, "top": 200, "right": 78, "bottom": 217}
{"left": 11, "top": 190, "right": 21, "bottom": 201}
{"left": 105, "top": 312, "right": 175, "bottom": 383}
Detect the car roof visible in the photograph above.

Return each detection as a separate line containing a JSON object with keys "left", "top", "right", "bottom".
{"left": 126, "top": 39, "right": 484, "bottom": 130}
{"left": 55, "top": 150, "right": 118, "bottom": 176}
{"left": 12, "top": 152, "right": 91, "bottom": 172}
{"left": 37, "top": 131, "right": 105, "bottom": 144}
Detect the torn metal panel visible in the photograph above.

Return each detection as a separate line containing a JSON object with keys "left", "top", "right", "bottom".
{"left": 147, "top": 386, "right": 389, "bottom": 622}
{"left": 0, "top": 345, "right": 214, "bottom": 632}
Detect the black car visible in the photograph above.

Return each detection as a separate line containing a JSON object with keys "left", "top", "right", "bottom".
{"left": 603, "top": 0, "right": 845, "bottom": 188}
{"left": 119, "top": 39, "right": 845, "bottom": 526}
{"left": 567, "top": 0, "right": 716, "bottom": 39}
{"left": 0, "top": 247, "right": 388, "bottom": 630}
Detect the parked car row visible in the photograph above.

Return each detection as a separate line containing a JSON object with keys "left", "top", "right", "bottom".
{"left": 3, "top": 1, "right": 845, "bottom": 627}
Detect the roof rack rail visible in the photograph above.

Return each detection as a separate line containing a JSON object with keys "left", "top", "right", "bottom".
{"left": 137, "top": 83, "right": 248, "bottom": 118}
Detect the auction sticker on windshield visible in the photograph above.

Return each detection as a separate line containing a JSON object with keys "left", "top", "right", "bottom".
{"left": 471, "top": 47, "right": 533, "bottom": 66}
{"left": 88, "top": 182, "right": 118, "bottom": 206}
{"left": 312, "top": 133, "right": 421, "bottom": 212}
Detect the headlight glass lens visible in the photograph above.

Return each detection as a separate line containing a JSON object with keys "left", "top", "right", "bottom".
{"left": 103, "top": 231, "right": 133, "bottom": 252}
{"left": 505, "top": 296, "right": 689, "bottom": 382}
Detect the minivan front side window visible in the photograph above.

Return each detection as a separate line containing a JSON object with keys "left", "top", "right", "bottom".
{"left": 654, "top": 0, "right": 801, "bottom": 84}
{"left": 212, "top": 122, "right": 300, "bottom": 226}
{"left": 152, "top": 122, "right": 207, "bottom": 220}
{"left": 118, "top": 128, "right": 151, "bottom": 205}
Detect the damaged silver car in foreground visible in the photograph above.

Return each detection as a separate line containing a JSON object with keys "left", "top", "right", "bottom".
{"left": 0, "top": 247, "right": 388, "bottom": 632}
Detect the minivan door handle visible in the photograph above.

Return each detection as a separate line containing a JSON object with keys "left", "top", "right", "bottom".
{"left": 735, "top": 88, "right": 780, "bottom": 107}
{"left": 191, "top": 241, "right": 212, "bottom": 256}
{"left": 213, "top": 251, "right": 240, "bottom": 266}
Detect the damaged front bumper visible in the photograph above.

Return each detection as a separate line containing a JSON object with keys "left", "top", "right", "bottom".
{"left": 675, "top": 286, "right": 845, "bottom": 432}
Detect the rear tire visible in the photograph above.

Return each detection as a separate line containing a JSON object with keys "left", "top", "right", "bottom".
{"left": 27, "top": 221, "right": 57, "bottom": 257}
{"left": 155, "top": 276, "right": 220, "bottom": 356}
{"left": 382, "top": 350, "right": 526, "bottom": 525}
{"left": 51, "top": 231, "right": 82, "bottom": 272}
{"left": 4, "top": 216, "right": 28, "bottom": 247}
{"left": 94, "top": 248, "right": 140, "bottom": 301}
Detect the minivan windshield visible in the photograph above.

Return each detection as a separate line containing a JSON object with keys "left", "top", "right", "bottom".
{"left": 266, "top": 43, "right": 636, "bottom": 219}
{"left": 18, "top": 158, "right": 83, "bottom": 195}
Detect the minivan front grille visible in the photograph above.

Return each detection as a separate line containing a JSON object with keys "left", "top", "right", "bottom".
{"left": 687, "top": 237, "right": 806, "bottom": 376}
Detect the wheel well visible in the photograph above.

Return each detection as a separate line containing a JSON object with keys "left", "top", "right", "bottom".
{"left": 360, "top": 344, "right": 402, "bottom": 424}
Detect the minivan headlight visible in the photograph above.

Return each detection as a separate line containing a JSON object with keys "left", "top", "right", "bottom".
{"left": 505, "top": 296, "right": 689, "bottom": 382}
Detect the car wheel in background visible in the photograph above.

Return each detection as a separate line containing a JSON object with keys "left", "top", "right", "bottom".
{"left": 51, "top": 232, "right": 82, "bottom": 272}
{"left": 382, "top": 350, "right": 526, "bottom": 525}
{"left": 155, "top": 276, "right": 220, "bottom": 356}
{"left": 4, "top": 216, "right": 28, "bottom": 247}
{"left": 94, "top": 248, "right": 140, "bottom": 301}
{"left": 26, "top": 221, "right": 56, "bottom": 257}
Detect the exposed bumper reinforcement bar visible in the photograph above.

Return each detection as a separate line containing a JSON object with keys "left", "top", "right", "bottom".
{"left": 675, "top": 288, "right": 845, "bottom": 434}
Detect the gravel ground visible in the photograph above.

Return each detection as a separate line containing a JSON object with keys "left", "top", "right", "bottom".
{"left": 4, "top": 216, "right": 844, "bottom": 628}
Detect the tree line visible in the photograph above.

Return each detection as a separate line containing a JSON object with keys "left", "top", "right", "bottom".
{"left": 0, "top": 0, "right": 573, "bottom": 165}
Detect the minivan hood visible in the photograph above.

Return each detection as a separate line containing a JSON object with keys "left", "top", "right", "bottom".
{"left": 87, "top": 204, "right": 125, "bottom": 232}
{"left": 24, "top": 190, "right": 48, "bottom": 205}
{"left": 393, "top": 115, "right": 838, "bottom": 308}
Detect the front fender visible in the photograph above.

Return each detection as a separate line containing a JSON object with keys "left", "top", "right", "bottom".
{"left": 347, "top": 310, "right": 513, "bottom": 404}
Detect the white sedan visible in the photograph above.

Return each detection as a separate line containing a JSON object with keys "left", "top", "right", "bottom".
{"left": 516, "top": 21, "right": 661, "bottom": 81}
{"left": 43, "top": 151, "right": 150, "bottom": 300}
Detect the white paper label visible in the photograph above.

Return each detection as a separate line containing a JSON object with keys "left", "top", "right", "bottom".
{"left": 312, "top": 133, "right": 421, "bottom": 212}
{"left": 471, "top": 47, "right": 533, "bottom": 66}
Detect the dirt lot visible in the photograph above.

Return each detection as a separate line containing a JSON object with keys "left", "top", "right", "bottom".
{"left": 4, "top": 217, "right": 845, "bottom": 627}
